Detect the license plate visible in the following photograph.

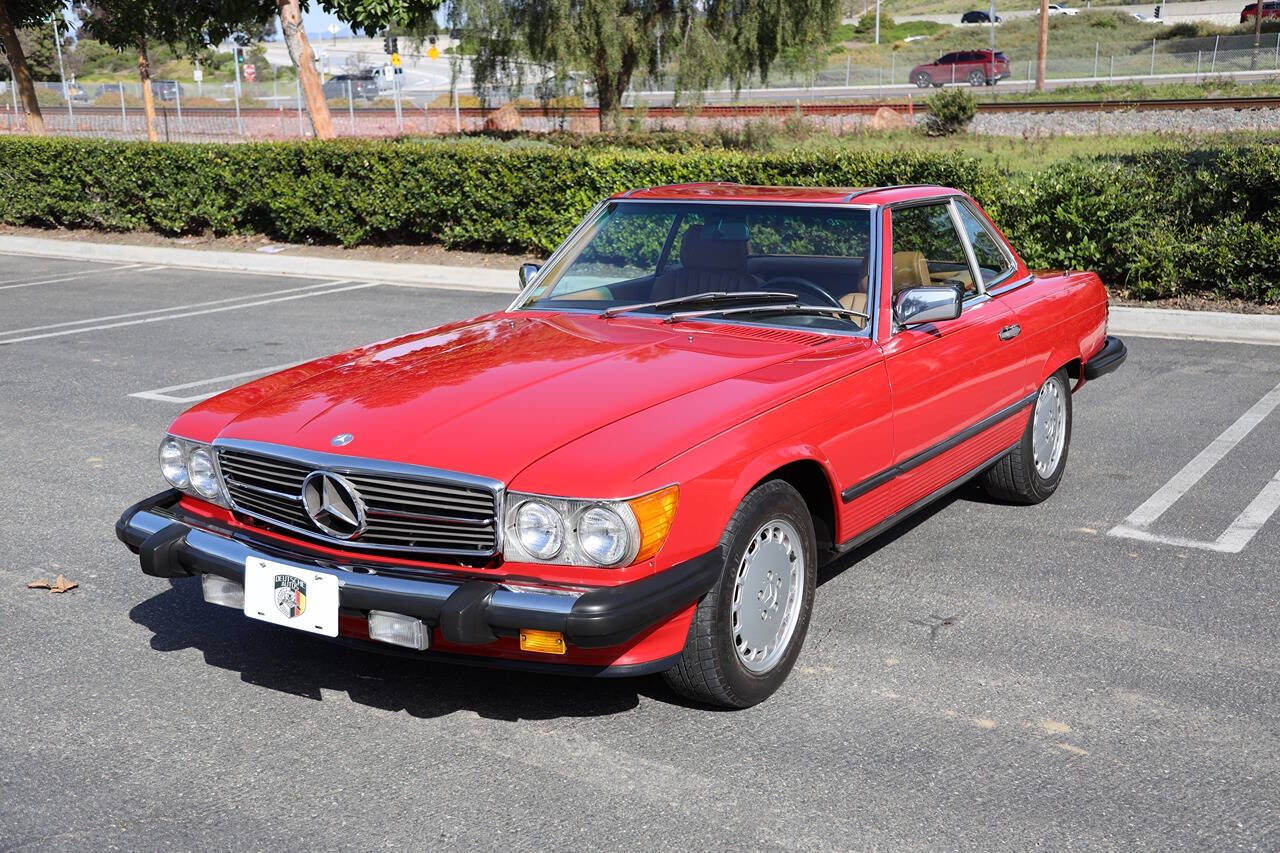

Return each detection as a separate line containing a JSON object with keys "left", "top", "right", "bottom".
{"left": 243, "top": 558, "right": 339, "bottom": 637}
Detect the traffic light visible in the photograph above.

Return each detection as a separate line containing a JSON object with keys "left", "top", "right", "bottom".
{"left": 382, "top": 35, "right": 392, "bottom": 53}
{"left": 390, "top": 36, "right": 399, "bottom": 54}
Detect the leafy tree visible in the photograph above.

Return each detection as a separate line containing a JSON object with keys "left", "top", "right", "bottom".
{"left": 449, "top": 0, "right": 839, "bottom": 131}
{"left": 76, "top": 1, "right": 274, "bottom": 140}
{"left": 0, "top": 0, "right": 67, "bottom": 134}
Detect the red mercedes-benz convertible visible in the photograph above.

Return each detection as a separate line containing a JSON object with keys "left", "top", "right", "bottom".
{"left": 117, "top": 184, "right": 1125, "bottom": 707}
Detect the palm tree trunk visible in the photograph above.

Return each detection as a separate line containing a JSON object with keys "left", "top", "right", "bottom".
{"left": 277, "top": 0, "right": 333, "bottom": 139}
{"left": 136, "top": 37, "right": 157, "bottom": 142}
{"left": 0, "top": 2, "right": 45, "bottom": 134}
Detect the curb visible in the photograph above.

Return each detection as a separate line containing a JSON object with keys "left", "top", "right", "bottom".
{"left": 1108, "top": 306, "right": 1280, "bottom": 347}
{"left": 0, "top": 235, "right": 516, "bottom": 294}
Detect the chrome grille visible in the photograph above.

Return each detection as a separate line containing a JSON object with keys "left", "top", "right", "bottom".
{"left": 216, "top": 444, "right": 500, "bottom": 558}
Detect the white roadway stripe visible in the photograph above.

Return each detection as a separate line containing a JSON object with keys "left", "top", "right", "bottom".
{"left": 1, "top": 279, "right": 352, "bottom": 336}
{"left": 1109, "top": 374, "right": 1280, "bottom": 553}
{"left": 0, "top": 281, "right": 382, "bottom": 345}
{"left": 0, "top": 263, "right": 149, "bottom": 291}
{"left": 130, "top": 360, "right": 307, "bottom": 404}
{"left": 0, "top": 257, "right": 123, "bottom": 283}
{"left": 1114, "top": 377, "right": 1280, "bottom": 529}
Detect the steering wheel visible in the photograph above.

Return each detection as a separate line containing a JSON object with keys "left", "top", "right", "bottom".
{"left": 763, "top": 276, "right": 844, "bottom": 309}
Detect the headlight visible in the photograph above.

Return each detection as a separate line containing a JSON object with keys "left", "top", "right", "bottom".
{"left": 188, "top": 447, "right": 221, "bottom": 500}
{"left": 514, "top": 500, "right": 564, "bottom": 560}
{"left": 503, "top": 485, "right": 678, "bottom": 568}
{"left": 158, "top": 438, "right": 189, "bottom": 489}
{"left": 157, "top": 435, "right": 227, "bottom": 506}
{"left": 577, "top": 506, "right": 628, "bottom": 565}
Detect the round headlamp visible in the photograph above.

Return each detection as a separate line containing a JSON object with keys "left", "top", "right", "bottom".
{"left": 576, "top": 505, "right": 629, "bottom": 566}
{"left": 515, "top": 500, "right": 564, "bottom": 560}
{"left": 187, "top": 447, "right": 222, "bottom": 500}
{"left": 159, "top": 438, "right": 189, "bottom": 489}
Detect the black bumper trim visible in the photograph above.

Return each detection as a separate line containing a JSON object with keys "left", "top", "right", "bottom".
{"left": 1083, "top": 335, "right": 1126, "bottom": 380}
{"left": 117, "top": 491, "right": 721, "bottom": 652}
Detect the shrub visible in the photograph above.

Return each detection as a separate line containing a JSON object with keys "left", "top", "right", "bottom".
{"left": 922, "top": 87, "right": 976, "bottom": 136}
{"left": 0, "top": 136, "right": 1274, "bottom": 303}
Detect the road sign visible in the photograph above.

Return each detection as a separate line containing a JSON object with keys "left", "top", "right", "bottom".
{"left": 244, "top": 63, "right": 256, "bottom": 83}
{"left": 192, "top": 66, "right": 203, "bottom": 82}
{"left": 390, "top": 52, "right": 401, "bottom": 68}
{"left": 427, "top": 45, "right": 440, "bottom": 60}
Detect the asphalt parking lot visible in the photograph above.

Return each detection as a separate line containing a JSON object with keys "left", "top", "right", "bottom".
{"left": 1, "top": 251, "right": 1278, "bottom": 850}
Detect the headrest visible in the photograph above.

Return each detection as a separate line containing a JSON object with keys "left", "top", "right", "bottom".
{"left": 679, "top": 224, "right": 749, "bottom": 271}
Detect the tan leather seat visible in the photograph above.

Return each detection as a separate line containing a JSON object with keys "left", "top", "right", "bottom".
{"left": 650, "top": 225, "right": 762, "bottom": 301}
{"left": 838, "top": 291, "right": 868, "bottom": 330}
{"left": 892, "top": 251, "right": 931, "bottom": 293}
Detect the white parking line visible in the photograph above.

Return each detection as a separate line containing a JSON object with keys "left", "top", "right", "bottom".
{"left": 0, "top": 257, "right": 122, "bottom": 284}
{"left": 1109, "top": 376, "right": 1280, "bottom": 553}
{"left": 0, "top": 263, "right": 151, "bottom": 291}
{"left": 0, "top": 279, "right": 353, "bottom": 336}
{"left": 0, "top": 280, "right": 379, "bottom": 345}
{"left": 130, "top": 361, "right": 307, "bottom": 404}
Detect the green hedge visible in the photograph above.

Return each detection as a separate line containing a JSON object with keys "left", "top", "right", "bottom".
{"left": 0, "top": 136, "right": 1276, "bottom": 303}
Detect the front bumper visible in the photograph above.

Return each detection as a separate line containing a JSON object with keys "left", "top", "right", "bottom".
{"left": 117, "top": 491, "right": 720, "bottom": 669}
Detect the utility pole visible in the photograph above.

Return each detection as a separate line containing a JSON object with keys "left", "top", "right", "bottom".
{"left": 874, "top": 0, "right": 881, "bottom": 45}
{"left": 52, "top": 16, "right": 73, "bottom": 129}
{"left": 1255, "top": 0, "right": 1265, "bottom": 69}
{"left": 1035, "top": 0, "right": 1049, "bottom": 91}
{"left": 990, "top": 0, "right": 997, "bottom": 51}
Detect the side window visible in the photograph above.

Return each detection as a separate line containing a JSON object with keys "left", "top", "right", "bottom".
{"left": 890, "top": 203, "right": 979, "bottom": 299}
{"left": 955, "top": 202, "right": 1014, "bottom": 285}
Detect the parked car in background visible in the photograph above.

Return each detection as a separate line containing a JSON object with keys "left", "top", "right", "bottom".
{"left": 1241, "top": 1, "right": 1280, "bottom": 22}
{"left": 1047, "top": 4, "right": 1079, "bottom": 14}
{"left": 67, "top": 84, "right": 88, "bottom": 103}
{"left": 960, "top": 9, "right": 1002, "bottom": 23}
{"left": 92, "top": 83, "right": 125, "bottom": 100}
{"left": 322, "top": 73, "right": 380, "bottom": 101}
{"left": 150, "top": 80, "right": 183, "bottom": 101}
{"left": 911, "top": 49, "right": 1011, "bottom": 87}
{"left": 117, "top": 183, "right": 1125, "bottom": 708}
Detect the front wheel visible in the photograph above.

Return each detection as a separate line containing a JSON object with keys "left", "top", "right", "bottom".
{"left": 663, "top": 480, "right": 817, "bottom": 708}
{"left": 914, "top": 72, "right": 933, "bottom": 88}
{"left": 982, "top": 368, "right": 1073, "bottom": 504}
{"left": 969, "top": 70, "right": 986, "bottom": 86}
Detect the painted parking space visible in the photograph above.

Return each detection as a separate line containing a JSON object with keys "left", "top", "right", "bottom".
{"left": 0, "top": 253, "right": 133, "bottom": 285}
{"left": 1, "top": 252, "right": 1277, "bottom": 849}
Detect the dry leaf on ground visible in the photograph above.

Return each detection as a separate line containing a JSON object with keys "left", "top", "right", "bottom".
{"left": 26, "top": 579, "right": 51, "bottom": 589}
{"left": 48, "top": 574, "right": 78, "bottom": 594}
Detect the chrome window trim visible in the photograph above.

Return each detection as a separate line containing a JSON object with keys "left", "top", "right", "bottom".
{"left": 884, "top": 194, "right": 982, "bottom": 335}
{"left": 955, "top": 198, "right": 1018, "bottom": 290}
{"left": 213, "top": 438, "right": 505, "bottom": 559}
{"left": 986, "top": 274, "right": 1034, "bottom": 297}
{"left": 947, "top": 198, "right": 988, "bottom": 298}
{"left": 511, "top": 197, "right": 879, "bottom": 338}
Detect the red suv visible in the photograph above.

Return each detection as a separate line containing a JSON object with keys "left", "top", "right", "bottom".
{"left": 1241, "top": 1, "right": 1280, "bottom": 22}
{"left": 910, "top": 49, "right": 1011, "bottom": 87}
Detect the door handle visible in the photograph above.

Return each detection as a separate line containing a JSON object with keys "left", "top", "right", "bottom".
{"left": 998, "top": 324, "right": 1021, "bottom": 341}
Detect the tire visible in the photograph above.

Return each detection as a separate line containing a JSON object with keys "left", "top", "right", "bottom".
{"left": 982, "top": 369, "right": 1073, "bottom": 504}
{"left": 969, "top": 70, "right": 986, "bottom": 86}
{"left": 914, "top": 72, "right": 933, "bottom": 88}
{"left": 663, "top": 480, "right": 817, "bottom": 709}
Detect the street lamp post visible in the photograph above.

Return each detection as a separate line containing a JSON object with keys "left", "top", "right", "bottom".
{"left": 51, "top": 16, "right": 73, "bottom": 129}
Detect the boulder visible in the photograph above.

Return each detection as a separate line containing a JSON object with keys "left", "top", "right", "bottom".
{"left": 484, "top": 102, "right": 522, "bottom": 132}
{"left": 868, "top": 106, "right": 906, "bottom": 132}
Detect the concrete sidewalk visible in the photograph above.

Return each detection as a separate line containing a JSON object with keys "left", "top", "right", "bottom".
{"left": 4, "top": 233, "right": 1278, "bottom": 345}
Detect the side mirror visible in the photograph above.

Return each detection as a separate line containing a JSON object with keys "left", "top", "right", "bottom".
{"left": 518, "top": 263, "right": 541, "bottom": 290}
{"left": 894, "top": 286, "right": 963, "bottom": 327}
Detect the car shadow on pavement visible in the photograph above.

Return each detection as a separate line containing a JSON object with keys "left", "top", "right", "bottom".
{"left": 129, "top": 577, "right": 651, "bottom": 721}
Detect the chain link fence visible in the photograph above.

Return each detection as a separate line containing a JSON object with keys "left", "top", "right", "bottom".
{"left": 3, "top": 30, "right": 1280, "bottom": 139}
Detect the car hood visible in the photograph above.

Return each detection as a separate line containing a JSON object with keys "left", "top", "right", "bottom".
{"left": 176, "top": 311, "right": 836, "bottom": 484}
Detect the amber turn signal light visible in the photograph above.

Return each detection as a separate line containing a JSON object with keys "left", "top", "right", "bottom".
{"left": 628, "top": 485, "right": 679, "bottom": 563}
{"left": 519, "top": 629, "right": 566, "bottom": 655}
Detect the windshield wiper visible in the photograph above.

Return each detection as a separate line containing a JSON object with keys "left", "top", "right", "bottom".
{"left": 598, "top": 291, "right": 798, "bottom": 319}
{"left": 662, "top": 304, "right": 871, "bottom": 325}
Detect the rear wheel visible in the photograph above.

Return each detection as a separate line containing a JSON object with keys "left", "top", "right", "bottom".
{"left": 914, "top": 71, "right": 933, "bottom": 88}
{"left": 663, "top": 480, "right": 816, "bottom": 709}
{"left": 982, "top": 369, "right": 1073, "bottom": 504}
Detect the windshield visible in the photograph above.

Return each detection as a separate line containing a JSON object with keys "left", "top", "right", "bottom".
{"left": 517, "top": 201, "right": 875, "bottom": 332}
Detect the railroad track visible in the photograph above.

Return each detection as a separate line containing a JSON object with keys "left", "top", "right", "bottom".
{"left": 44, "top": 94, "right": 1280, "bottom": 123}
